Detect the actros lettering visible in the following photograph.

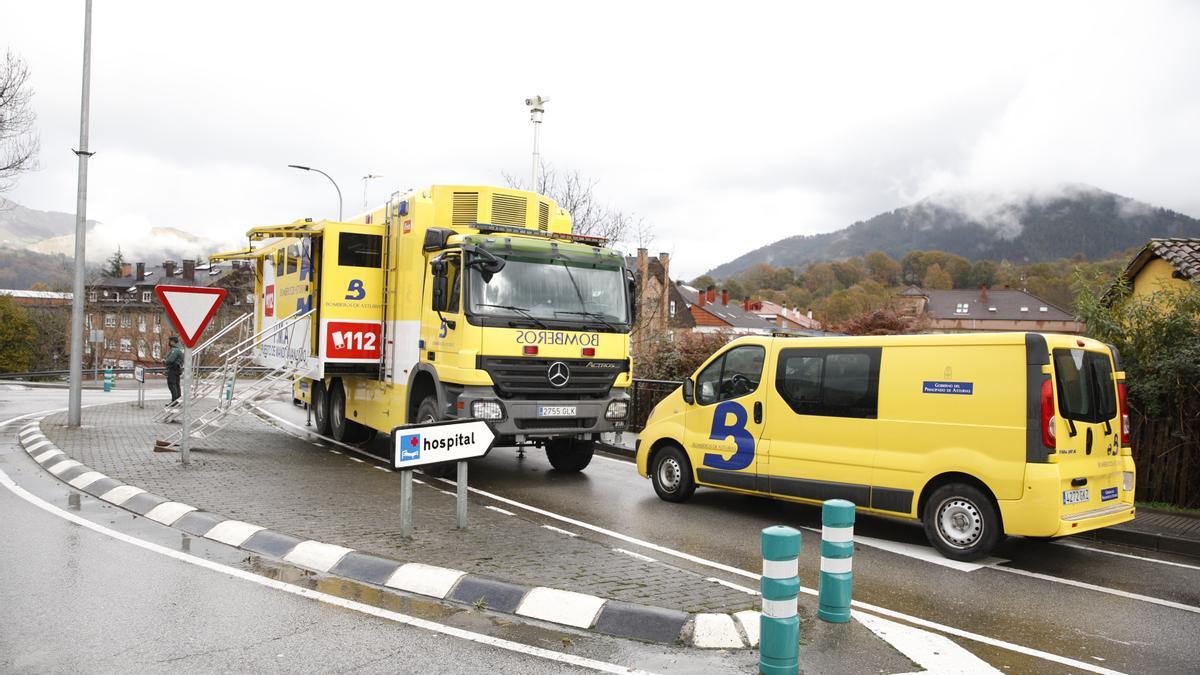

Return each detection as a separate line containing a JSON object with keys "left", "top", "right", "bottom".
{"left": 703, "top": 401, "right": 755, "bottom": 470}
{"left": 515, "top": 331, "right": 600, "bottom": 347}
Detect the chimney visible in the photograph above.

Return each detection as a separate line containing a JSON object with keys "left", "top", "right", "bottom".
{"left": 743, "top": 297, "right": 751, "bottom": 311}
{"left": 163, "top": 261, "right": 176, "bottom": 278}
{"left": 807, "top": 309, "right": 813, "bottom": 320}
{"left": 706, "top": 286, "right": 716, "bottom": 303}
{"left": 121, "top": 262, "right": 132, "bottom": 278}
{"left": 136, "top": 262, "right": 145, "bottom": 282}
{"left": 658, "top": 253, "right": 670, "bottom": 324}
{"left": 658, "top": 252, "right": 670, "bottom": 278}
{"left": 698, "top": 289, "right": 706, "bottom": 308}
{"left": 721, "top": 289, "right": 728, "bottom": 306}
{"left": 981, "top": 285, "right": 988, "bottom": 304}
{"left": 183, "top": 259, "right": 196, "bottom": 281}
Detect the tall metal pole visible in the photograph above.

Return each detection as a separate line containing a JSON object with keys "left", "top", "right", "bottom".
{"left": 288, "top": 165, "right": 342, "bottom": 220}
{"left": 526, "top": 96, "right": 548, "bottom": 190}
{"left": 67, "top": 0, "right": 95, "bottom": 427}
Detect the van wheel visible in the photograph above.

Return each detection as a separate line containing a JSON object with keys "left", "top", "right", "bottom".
{"left": 651, "top": 445, "right": 696, "bottom": 503}
{"left": 311, "top": 380, "right": 331, "bottom": 436}
{"left": 330, "top": 380, "right": 370, "bottom": 443}
{"left": 414, "top": 395, "right": 456, "bottom": 479}
{"left": 923, "top": 483, "right": 1001, "bottom": 561}
{"left": 546, "top": 438, "right": 594, "bottom": 472}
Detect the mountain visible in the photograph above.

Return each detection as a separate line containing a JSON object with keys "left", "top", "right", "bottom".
{"left": 706, "top": 185, "right": 1200, "bottom": 278}
{"left": 0, "top": 198, "right": 98, "bottom": 248}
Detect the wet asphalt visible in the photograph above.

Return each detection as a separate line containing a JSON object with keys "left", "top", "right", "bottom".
{"left": 264, "top": 399, "right": 1200, "bottom": 675}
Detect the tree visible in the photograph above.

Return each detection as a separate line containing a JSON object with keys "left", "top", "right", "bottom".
{"left": 968, "top": 260, "right": 998, "bottom": 288}
{"left": 922, "top": 263, "right": 953, "bottom": 289}
{"left": 505, "top": 164, "right": 643, "bottom": 245}
{"left": 864, "top": 250, "right": 901, "bottom": 286}
{"left": 0, "top": 296, "right": 35, "bottom": 372}
{"left": 1, "top": 50, "right": 38, "bottom": 193}
{"left": 691, "top": 274, "right": 715, "bottom": 290}
{"left": 837, "top": 307, "right": 928, "bottom": 335}
{"left": 104, "top": 248, "right": 127, "bottom": 278}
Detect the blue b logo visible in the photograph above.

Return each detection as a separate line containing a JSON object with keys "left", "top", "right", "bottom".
{"left": 345, "top": 279, "right": 365, "bottom": 300}
{"left": 703, "top": 401, "right": 756, "bottom": 470}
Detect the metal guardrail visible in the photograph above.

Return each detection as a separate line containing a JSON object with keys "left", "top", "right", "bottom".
{"left": 0, "top": 366, "right": 276, "bottom": 380}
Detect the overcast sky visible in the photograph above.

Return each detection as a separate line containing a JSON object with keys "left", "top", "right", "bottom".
{"left": 2, "top": 1, "right": 1198, "bottom": 278}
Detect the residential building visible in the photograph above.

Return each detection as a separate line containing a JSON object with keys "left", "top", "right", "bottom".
{"left": 896, "top": 285, "right": 1084, "bottom": 333}
{"left": 746, "top": 299, "right": 823, "bottom": 331}
{"left": 1116, "top": 238, "right": 1200, "bottom": 300}
{"left": 0, "top": 289, "right": 72, "bottom": 306}
{"left": 676, "top": 283, "right": 777, "bottom": 335}
{"left": 628, "top": 249, "right": 695, "bottom": 345}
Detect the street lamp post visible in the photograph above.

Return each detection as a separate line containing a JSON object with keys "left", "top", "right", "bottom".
{"left": 67, "top": 0, "right": 95, "bottom": 427}
{"left": 288, "top": 164, "right": 343, "bottom": 221}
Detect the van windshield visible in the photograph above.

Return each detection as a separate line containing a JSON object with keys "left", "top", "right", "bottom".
{"left": 1052, "top": 349, "right": 1117, "bottom": 423}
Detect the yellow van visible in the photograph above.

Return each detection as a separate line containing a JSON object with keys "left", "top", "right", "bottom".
{"left": 635, "top": 332, "right": 1136, "bottom": 560}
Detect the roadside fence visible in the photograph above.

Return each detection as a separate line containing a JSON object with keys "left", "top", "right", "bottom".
{"left": 629, "top": 378, "right": 682, "bottom": 431}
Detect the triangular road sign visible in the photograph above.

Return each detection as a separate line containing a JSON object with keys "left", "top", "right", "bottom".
{"left": 155, "top": 285, "right": 228, "bottom": 348}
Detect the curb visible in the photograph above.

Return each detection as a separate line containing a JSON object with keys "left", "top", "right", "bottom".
{"left": 16, "top": 419, "right": 760, "bottom": 649}
{"left": 1086, "top": 523, "right": 1200, "bottom": 559}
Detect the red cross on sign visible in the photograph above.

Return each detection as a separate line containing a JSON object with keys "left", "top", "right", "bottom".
{"left": 155, "top": 285, "right": 228, "bottom": 348}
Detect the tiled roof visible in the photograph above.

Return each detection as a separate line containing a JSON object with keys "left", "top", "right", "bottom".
{"left": 1125, "top": 238, "right": 1200, "bottom": 282}
{"left": 915, "top": 288, "right": 1075, "bottom": 321}
{"left": 676, "top": 284, "right": 776, "bottom": 330}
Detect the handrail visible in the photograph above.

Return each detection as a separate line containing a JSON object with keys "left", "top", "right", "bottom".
{"left": 218, "top": 308, "right": 312, "bottom": 360}
{"left": 194, "top": 312, "right": 253, "bottom": 355}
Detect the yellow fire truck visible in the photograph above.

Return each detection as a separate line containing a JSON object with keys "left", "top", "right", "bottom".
{"left": 213, "top": 185, "right": 634, "bottom": 473}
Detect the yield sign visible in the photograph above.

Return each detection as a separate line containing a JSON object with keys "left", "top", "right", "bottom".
{"left": 155, "top": 285, "right": 227, "bottom": 348}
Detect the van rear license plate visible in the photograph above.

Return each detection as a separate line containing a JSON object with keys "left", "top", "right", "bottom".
{"left": 1063, "top": 488, "right": 1090, "bottom": 505}
{"left": 538, "top": 406, "right": 576, "bottom": 417}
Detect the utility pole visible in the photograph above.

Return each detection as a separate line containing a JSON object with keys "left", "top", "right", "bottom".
{"left": 67, "top": 0, "right": 95, "bottom": 427}
{"left": 525, "top": 95, "right": 549, "bottom": 191}
{"left": 362, "top": 174, "right": 383, "bottom": 208}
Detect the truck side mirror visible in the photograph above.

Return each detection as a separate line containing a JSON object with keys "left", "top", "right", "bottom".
{"left": 430, "top": 258, "right": 448, "bottom": 312}
{"left": 682, "top": 378, "right": 694, "bottom": 405}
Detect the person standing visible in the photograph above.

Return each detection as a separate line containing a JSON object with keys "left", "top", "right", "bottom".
{"left": 164, "top": 336, "right": 184, "bottom": 405}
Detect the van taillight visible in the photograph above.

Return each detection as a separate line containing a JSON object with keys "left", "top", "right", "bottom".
{"left": 1041, "top": 378, "right": 1056, "bottom": 449}
{"left": 1117, "top": 381, "right": 1130, "bottom": 448}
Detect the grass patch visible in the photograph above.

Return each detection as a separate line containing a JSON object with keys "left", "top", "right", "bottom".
{"left": 1137, "top": 501, "right": 1200, "bottom": 517}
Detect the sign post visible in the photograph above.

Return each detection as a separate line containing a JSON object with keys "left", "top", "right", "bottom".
{"left": 134, "top": 365, "right": 145, "bottom": 408}
{"left": 155, "top": 285, "right": 227, "bottom": 467}
{"left": 392, "top": 418, "right": 495, "bottom": 536}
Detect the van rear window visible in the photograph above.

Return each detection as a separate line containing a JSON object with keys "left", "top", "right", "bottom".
{"left": 1052, "top": 349, "right": 1117, "bottom": 423}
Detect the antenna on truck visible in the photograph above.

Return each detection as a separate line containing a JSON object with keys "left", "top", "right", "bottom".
{"left": 525, "top": 95, "right": 549, "bottom": 190}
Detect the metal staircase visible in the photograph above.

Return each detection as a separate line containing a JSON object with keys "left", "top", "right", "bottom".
{"left": 156, "top": 312, "right": 253, "bottom": 423}
{"left": 156, "top": 308, "right": 313, "bottom": 448}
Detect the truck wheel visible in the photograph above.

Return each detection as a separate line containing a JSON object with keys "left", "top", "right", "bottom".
{"left": 545, "top": 438, "right": 594, "bottom": 472}
{"left": 923, "top": 483, "right": 1002, "bottom": 561}
{"left": 415, "top": 395, "right": 456, "bottom": 479}
{"left": 651, "top": 445, "right": 696, "bottom": 502}
{"left": 330, "top": 380, "right": 369, "bottom": 443}
{"left": 311, "top": 380, "right": 331, "bottom": 436}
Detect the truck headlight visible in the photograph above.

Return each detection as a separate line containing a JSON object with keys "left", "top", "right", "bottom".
{"left": 605, "top": 400, "right": 629, "bottom": 420}
{"left": 471, "top": 400, "right": 503, "bottom": 420}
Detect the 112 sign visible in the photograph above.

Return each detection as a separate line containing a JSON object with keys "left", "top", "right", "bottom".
{"left": 326, "top": 321, "right": 381, "bottom": 360}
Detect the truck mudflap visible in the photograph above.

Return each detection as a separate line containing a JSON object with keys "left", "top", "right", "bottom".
{"left": 452, "top": 385, "right": 630, "bottom": 438}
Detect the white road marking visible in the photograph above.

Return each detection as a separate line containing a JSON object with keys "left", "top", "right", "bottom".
{"left": 385, "top": 563, "right": 466, "bottom": 598}
{"left": 614, "top": 547, "right": 656, "bottom": 563}
{"left": 348, "top": 457, "right": 364, "bottom": 463}
{"left": 706, "top": 577, "right": 758, "bottom": 595}
{"left": 67, "top": 471, "right": 107, "bottom": 490}
{"left": 990, "top": 565, "right": 1200, "bottom": 615}
{"left": 99, "top": 485, "right": 145, "bottom": 505}
{"left": 807, "top": 528, "right": 1008, "bottom": 572}
{"left": 204, "top": 520, "right": 265, "bottom": 547}
{"left": 856, "top": 611, "right": 1002, "bottom": 674}
{"left": 542, "top": 525, "right": 578, "bottom": 537}
{"left": 329, "top": 449, "right": 342, "bottom": 455}
{"left": 486, "top": 505, "right": 515, "bottom": 516}
{"left": 691, "top": 613, "right": 743, "bottom": 648}
{"left": 1052, "top": 540, "right": 1200, "bottom": 571}
{"left": 733, "top": 610, "right": 760, "bottom": 647}
{"left": 516, "top": 587, "right": 606, "bottom": 629}
{"left": 284, "top": 540, "right": 354, "bottom": 573}
{"left": 47, "top": 459, "right": 82, "bottom": 476}
{"left": 249, "top": 404, "right": 1129, "bottom": 674}
{"left": 0, "top": 467, "right": 650, "bottom": 675}
{"left": 373, "top": 466, "right": 391, "bottom": 472}
{"left": 144, "top": 502, "right": 198, "bottom": 525}
{"left": 23, "top": 439, "right": 49, "bottom": 452}
{"left": 33, "top": 449, "right": 63, "bottom": 463}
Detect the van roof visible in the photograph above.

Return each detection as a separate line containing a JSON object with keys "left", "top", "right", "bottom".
{"left": 724, "top": 331, "right": 1109, "bottom": 351}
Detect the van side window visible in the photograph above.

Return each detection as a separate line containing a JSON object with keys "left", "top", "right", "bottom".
{"left": 694, "top": 345, "right": 766, "bottom": 405}
{"left": 775, "top": 348, "right": 881, "bottom": 418}
{"left": 339, "top": 233, "right": 384, "bottom": 268}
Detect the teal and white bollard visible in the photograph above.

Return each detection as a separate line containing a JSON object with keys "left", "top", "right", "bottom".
{"left": 103, "top": 367, "right": 114, "bottom": 393}
{"left": 760, "top": 525, "right": 800, "bottom": 675}
{"left": 817, "top": 499, "right": 855, "bottom": 623}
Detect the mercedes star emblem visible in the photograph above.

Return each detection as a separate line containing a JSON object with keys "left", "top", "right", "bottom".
{"left": 547, "top": 361, "right": 570, "bottom": 388}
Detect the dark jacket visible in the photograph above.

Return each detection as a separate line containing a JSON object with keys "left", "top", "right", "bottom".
{"left": 164, "top": 345, "right": 184, "bottom": 373}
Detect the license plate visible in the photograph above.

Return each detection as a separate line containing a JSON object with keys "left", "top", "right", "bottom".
{"left": 1062, "top": 488, "right": 1090, "bottom": 505}
{"left": 538, "top": 406, "right": 576, "bottom": 417}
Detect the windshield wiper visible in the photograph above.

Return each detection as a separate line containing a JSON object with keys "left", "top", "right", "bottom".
{"left": 476, "top": 303, "right": 549, "bottom": 329}
{"left": 554, "top": 310, "right": 619, "bottom": 332}
{"left": 552, "top": 259, "right": 620, "bottom": 331}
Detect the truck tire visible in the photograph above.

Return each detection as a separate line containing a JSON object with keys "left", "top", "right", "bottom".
{"left": 923, "top": 483, "right": 1002, "bottom": 561}
{"left": 415, "top": 395, "right": 456, "bottom": 479}
{"left": 545, "top": 438, "right": 594, "bottom": 472}
{"left": 311, "top": 380, "right": 331, "bottom": 436}
{"left": 651, "top": 444, "right": 696, "bottom": 502}
{"left": 330, "top": 380, "right": 370, "bottom": 443}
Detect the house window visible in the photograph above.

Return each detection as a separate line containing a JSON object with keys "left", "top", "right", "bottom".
{"left": 154, "top": 314, "right": 161, "bottom": 334}
{"left": 120, "top": 338, "right": 132, "bottom": 353}
{"left": 138, "top": 315, "right": 146, "bottom": 332}
{"left": 137, "top": 338, "right": 147, "bottom": 358}
{"left": 1039, "top": 306, "right": 1048, "bottom": 312}
{"left": 955, "top": 303, "right": 970, "bottom": 314}
{"left": 152, "top": 342, "right": 161, "bottom": 359}
{"left": 104, "top": 314, "right": 116, "bottom": 328}
{"left": 85, "top": 342, "right": 91, "bottom": 354}
{"left": 104, "top": 338, "right": 114, "bottom": 350}
{"left": 88, "top": 290, "right": 97, "bottom": 302}
{"left": 669, "top": 300, "right": 676, "bottom": 318}
{"left": 1020, "top": 306, "right": 1029, "bottom": 312}
{"left": 142, "top": 291, "right": 152, "bottom": 303}
{"left": 85, "top": 314, "right": 92, "bottom": 329}
{"left": 121, "top": 315, "right": 132, "bottom": 328}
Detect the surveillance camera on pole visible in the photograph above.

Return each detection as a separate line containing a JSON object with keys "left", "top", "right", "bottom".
{"left": 525, "top": 95, "right": 549, "bottom": 190}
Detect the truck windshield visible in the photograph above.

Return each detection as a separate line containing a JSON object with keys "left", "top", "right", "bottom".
{"left": 468, "top": 257, "right": 628, "bottom": 326}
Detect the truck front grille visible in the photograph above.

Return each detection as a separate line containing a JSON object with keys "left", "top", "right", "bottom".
{"left": 478, "top": 357, "right": 627, "bottom": 400}
{"left": 514, "top": 417, "right": 597, "bottom": 430}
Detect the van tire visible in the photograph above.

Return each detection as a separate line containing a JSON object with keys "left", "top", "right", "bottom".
{"left": 651, "top": 445, "right": 696, "bottom": 503}
{"left": 330, "top": 380, "right": 370, "bottom": 443}
{"left": 311, "top": 380, "right": 331, "bottom": 436}
{"left": 545, "top": 439, "right": 594, "bottom": 472}
{"left": 414, "top": 395, "right": 456, "bottom": 479}
{"left": 923, "top": 483, "right": 1002, "bottom": 561}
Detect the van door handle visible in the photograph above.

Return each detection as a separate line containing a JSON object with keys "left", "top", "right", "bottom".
{"left": 753, "top": 401, "right": 762, "bottom": 424}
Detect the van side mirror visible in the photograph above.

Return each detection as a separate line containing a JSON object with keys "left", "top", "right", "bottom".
{"left": 682, "top": 378, "right": 694, "bottom": 405}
